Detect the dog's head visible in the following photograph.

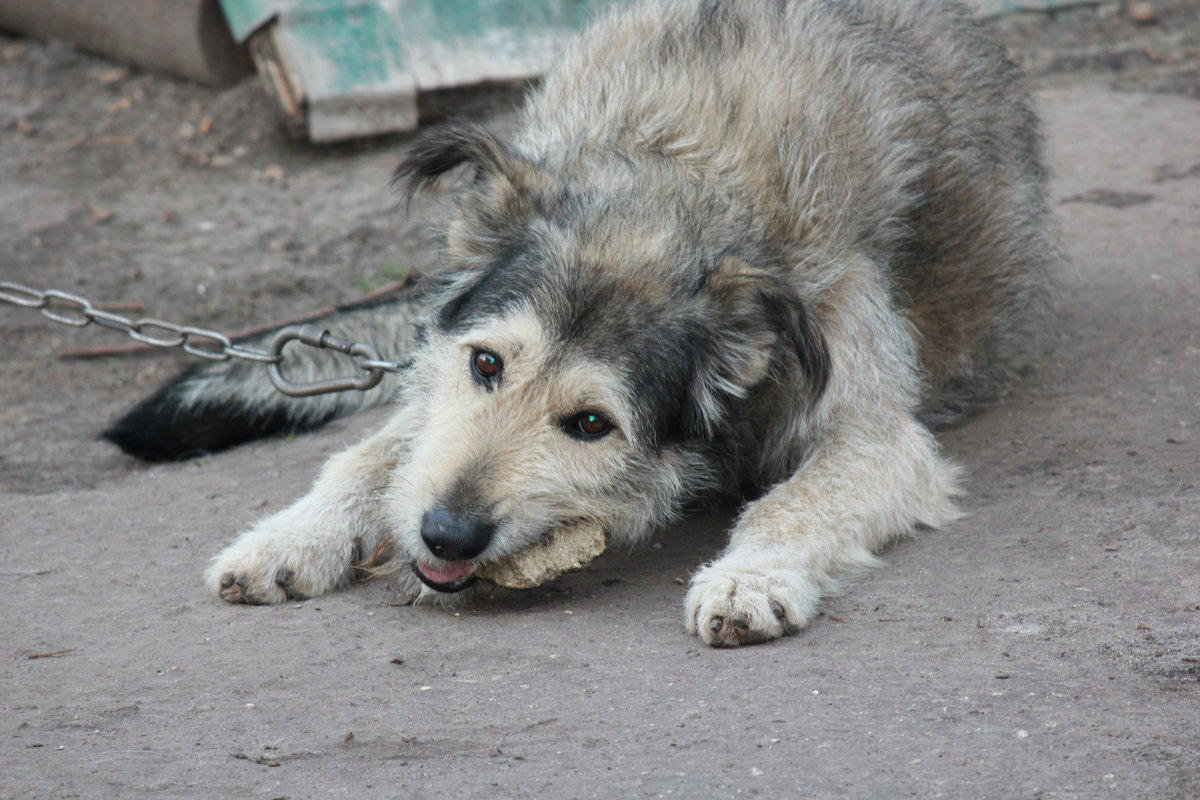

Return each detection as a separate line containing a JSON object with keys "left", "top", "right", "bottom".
{"left": 389, "top": 123, "right": 829, "bottom": 592}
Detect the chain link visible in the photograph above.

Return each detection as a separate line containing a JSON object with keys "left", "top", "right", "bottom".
{"left": 0, "top": 281, "right": 410, "bottom": 396}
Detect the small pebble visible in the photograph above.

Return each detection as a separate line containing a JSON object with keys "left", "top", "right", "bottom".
{"left": 97, "top": 67, "right": 130, "bottom": 85}
{"left": 1126, "top": 1, "right": 1157, "bottom": 24}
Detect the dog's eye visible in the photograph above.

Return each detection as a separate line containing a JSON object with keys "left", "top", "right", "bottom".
{"left": 564, "top": 411, "right": 612, "bottom": 440}
{"left": 471, "top": 349, "right": 502, "bottom": 382}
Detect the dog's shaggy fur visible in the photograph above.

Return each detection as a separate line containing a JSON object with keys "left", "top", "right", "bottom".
{"left": 107, "top": 0, "right": 1054, "bottom": 646}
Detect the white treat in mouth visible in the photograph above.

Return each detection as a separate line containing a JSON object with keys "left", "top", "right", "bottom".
{"left": 476, "top": 522, "right": 606, "bottom": 589}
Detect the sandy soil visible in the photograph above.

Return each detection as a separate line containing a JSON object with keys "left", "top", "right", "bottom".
{"left": 2, "top": 2, "right": 1198, "bottom": 798}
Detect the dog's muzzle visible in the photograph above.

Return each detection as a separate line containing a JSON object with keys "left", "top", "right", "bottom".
{"left": 413, "top": 507, "right": 495, "bottom": 592}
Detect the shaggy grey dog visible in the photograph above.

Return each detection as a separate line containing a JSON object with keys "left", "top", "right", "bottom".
{"left": 108, "top": 0, "right": 1054, "bottom": 646}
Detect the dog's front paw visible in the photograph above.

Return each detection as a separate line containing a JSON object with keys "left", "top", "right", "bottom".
{"left": 204, "top": 524, "right": 352, "bottom": 605}
{"left": 685, "top": 557, "right": 821, "bottom": 647}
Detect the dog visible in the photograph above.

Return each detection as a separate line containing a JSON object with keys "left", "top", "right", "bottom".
{"left": 106, "top": 0, "right": 1055, "bottom": 646}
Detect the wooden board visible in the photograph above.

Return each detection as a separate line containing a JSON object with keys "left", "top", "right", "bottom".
{"left": 219, "top": 0, "right": 631, "bottom": 142}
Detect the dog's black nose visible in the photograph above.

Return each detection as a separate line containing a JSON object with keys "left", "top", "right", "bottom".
{"left": 420, "top": 507, "right": 494, "bottom": 561}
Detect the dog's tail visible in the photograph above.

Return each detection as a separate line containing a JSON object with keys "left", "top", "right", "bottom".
{"left": 103, "top": 292, "right": 429, "bottom": 461}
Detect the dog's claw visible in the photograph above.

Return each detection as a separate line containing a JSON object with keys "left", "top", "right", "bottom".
{"left": 205, "top": 517, "right": 363, "bottom": 604}
{"left": 686, "top": 561, "right": 819, "bottom": 647}
{"left": 214, "top": 568, "right": 304, "bottom": 604}
{"left": 709, "top": 616, "right": 754, "bottom": 647}
{"left": 217, "top": 572, "right": 249, "bottom": 604}
{"left": 273, "top": 567, "right": 308, "bottom": 600}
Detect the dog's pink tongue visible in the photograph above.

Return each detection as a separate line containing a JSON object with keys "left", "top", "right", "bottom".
{"left": 417, "top": 560, "right": 472, "bottom": 584}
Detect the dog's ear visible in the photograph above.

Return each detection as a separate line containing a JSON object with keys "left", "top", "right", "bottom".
{"left": 395, "top": 122, "right": 548, "bottom": 263}
{"left": 705, "top": 257, "right": 830, "bottom": 398}
{"left": 394, "top": 123, "right": 516, "bottom": 196}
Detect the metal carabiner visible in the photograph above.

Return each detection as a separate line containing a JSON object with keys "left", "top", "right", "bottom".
{"left": 267, "top": 324, "right": 388, "bottom": 397}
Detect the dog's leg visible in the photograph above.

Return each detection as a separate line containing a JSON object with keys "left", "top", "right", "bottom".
{"left": 205, "top": 414, "right": 410, "bottom": 604}
{"left": 686, "top": 408, "right": 963, "bottom": 645}
{"left": 686, "top": 257, "right": 967, "bottom": 646}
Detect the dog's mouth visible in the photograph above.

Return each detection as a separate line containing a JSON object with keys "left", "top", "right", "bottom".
{"left": 411, "top": 559, "right": 478, "bottom": 593}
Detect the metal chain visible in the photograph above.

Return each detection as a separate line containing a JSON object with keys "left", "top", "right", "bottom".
{"left": 0, "top": 281, "right": 411, "bottom": 397}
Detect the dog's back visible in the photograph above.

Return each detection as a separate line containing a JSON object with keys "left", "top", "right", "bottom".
{"left": 516, "top": 0, "right": 1053, "bottom": 420}
{"left": 517, "top": 0, "right": 1053, "bottom": 418}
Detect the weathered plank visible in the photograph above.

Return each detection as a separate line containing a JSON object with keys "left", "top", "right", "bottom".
{"left": 220, "top": 0, "right": 630, "bottom": 141}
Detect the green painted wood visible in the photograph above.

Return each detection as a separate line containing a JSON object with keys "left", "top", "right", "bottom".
{"left": 219, "top": 0, "right": 274, "bottom": 39}
{"left": 218, "top": 0, "right": 636, "bottom": 140}
{"left": 215, "top": 0, "right": 1095, "bottom": 141}
{"left": 280, "top": 2, "right": 410, "bottom": 95}
{"left": 219, "top": 0, "right": 625, "bottom": 41}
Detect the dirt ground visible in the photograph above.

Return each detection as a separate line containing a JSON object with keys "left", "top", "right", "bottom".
{"left": 2, "top": 2, "right": 1198, "bottom": 798}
